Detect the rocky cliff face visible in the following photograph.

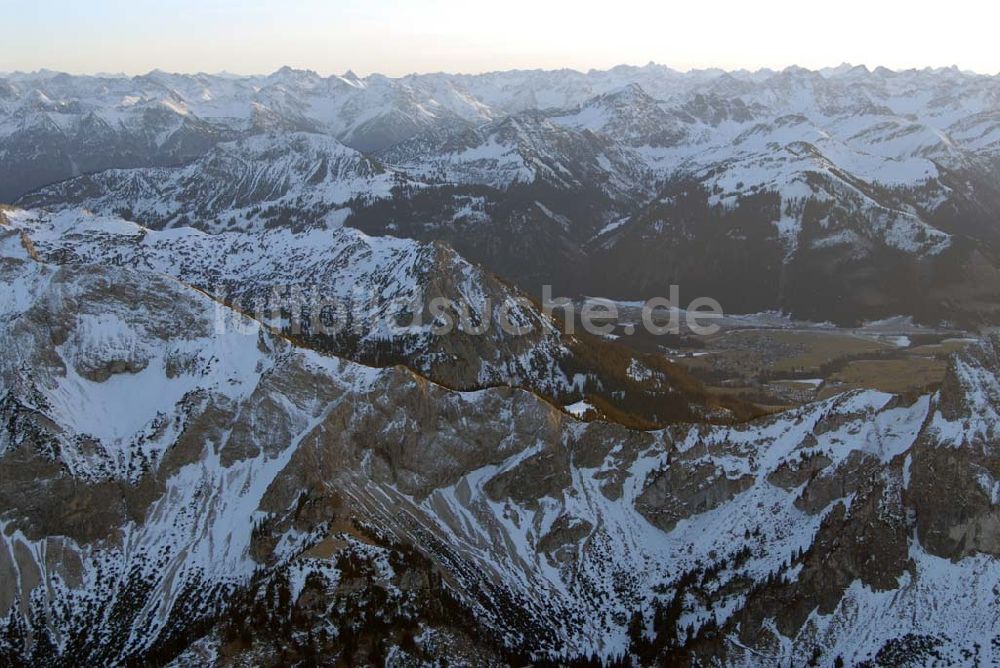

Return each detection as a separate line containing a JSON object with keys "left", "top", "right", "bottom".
{"left": 2, "top": 210, "right": 1000, "bottom": 665}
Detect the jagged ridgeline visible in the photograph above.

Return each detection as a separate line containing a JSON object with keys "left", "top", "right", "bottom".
{"left": 3, "top": 208, "right": 749, "bottom": 427}
{"left": 8, "top": 65, "right": 1000, "bottom": 324}
{"left": 2, "top": 63, "right": 1000, "bottom": 666}
{"left": 0, "top": 212, "right": 999, "bottom": 664}
{"left": 2, "top": 203, "right": 1000, "bottom": 665}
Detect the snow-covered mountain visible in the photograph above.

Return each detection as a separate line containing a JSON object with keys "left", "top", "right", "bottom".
{"left": 17, "top": 133, "right": 403, "bottom": 232}
{"left": 2, "top": 206, "right": 735, "bottom": 426}
{"left": 5, "top": 63, "right": 1000, "bottom": 665}
{"left": 380, "top": 111, "right": 651, "bottom": 199}
{"left": 3, "top": 210, "right": 1000, "bottom": 664}
{"left": 6, "top": 64, "right": 1000, "bottom": 200}
{"left": 8, "top": 64, "right": 1000, "bottom": 323}
{"left": 550, "top": 83, "right": 705, "bottom": 148}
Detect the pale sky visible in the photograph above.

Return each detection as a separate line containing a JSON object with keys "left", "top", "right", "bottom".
{"left": 2, "top": 0, "right": 997, "bottom": 77}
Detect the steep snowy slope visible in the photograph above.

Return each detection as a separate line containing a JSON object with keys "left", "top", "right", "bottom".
{"left": 380, "top": 111, "right": 652, "bottom": 200}
{"left": 0, "top": 227, "right": 396, "bottom": 662}
{"left": 550, "top": 83, "right": 698, "bottom": 148}
{"left": 18, "top": 133, "right": 405, "bottom": 232}
{"left": 0, "top": 71, "right": 248, "bottom": 202}
{"left": 3, "top": 221, "right": 1000, "bottom": 665}
{"left": 3, "top": 207, "right": 563, "bottom": 390}
{"left": 4, "top": 207, "right": 734, "bottom": 426}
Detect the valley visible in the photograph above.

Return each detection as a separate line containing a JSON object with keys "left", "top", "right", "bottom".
{"left": 2, "top": 61, "right": 1000, "bottom": 666}
{"left": 573, "top": 298, "right": 978, "bottom": 410}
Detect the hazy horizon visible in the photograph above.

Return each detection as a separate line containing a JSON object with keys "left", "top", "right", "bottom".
{"left": 1, "top": 61, "right": 995, "bottom": 80}
{"left": 5, "top": 0, "right": 999, "bottom": 78}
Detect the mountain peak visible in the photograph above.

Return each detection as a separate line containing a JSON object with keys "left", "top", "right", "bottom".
{"left": 269, "top": 65, "right": 320, "bottom": 82}
{"left": 615, "top": 81, "right": 653, "bottom": 99}
{"left": 781, "top": 64, "right": 818, "bottom": 78}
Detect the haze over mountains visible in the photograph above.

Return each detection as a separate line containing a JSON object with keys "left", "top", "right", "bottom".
{"left": 6, "top": 63, "right": 1000, "bottom": 325}
{"left": 3, "top": 63, "right": 1000, "bottom": 666}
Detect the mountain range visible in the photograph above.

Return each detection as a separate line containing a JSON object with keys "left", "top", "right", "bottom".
{"left": 3, "top": 63, "right": 1000, "bottom": 666}
{"left": 7, "top": 64, "right": 1000, "bottom": 324}
{"left": 2, "top": 206, "right": 1000, "bottom": 665}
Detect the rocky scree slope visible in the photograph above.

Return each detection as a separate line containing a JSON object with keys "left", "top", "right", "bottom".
{"left": 1, "top": 212, "right": 1000, "bottom": 664}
